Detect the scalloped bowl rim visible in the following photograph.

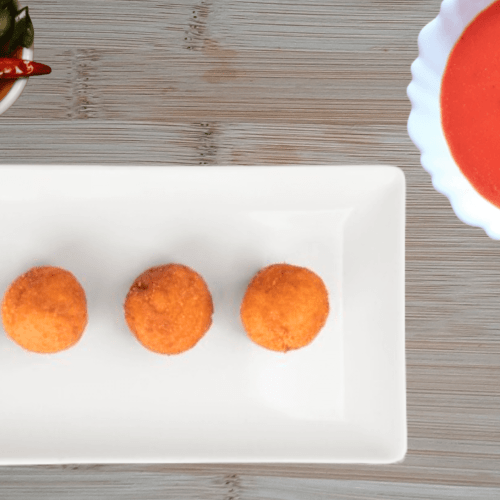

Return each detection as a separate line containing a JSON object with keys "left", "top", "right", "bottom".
{"left": 407, "top": 0, "right": 500, "bottom": 239}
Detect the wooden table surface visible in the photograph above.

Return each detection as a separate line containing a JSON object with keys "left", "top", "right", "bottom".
{"left": 1, "top": 0, "right": 500, "bottom": 498}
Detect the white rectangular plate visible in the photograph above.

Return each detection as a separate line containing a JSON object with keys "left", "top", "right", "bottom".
{"left": 0, "top": 165, "right": 406, "bottom": 464}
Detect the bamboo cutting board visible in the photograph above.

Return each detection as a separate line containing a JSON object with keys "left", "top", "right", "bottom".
{"left": 0, "top": 0, "right": 499, "bottom": 498}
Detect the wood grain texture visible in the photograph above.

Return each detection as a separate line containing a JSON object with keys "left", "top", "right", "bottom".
{"left": 1, "top": 0, "right": 500, "bottom": 498}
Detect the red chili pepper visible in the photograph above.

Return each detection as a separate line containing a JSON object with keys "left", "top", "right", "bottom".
{"left": 0, "top": 58, "right": 51, "bottom": 79}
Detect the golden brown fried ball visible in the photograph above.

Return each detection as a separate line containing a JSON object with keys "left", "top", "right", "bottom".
{"left": 1, "top": 266, "right": 88, "bottom": 354}
{"left": 240, "top": 263, "right": 329, "bottom": 352}
{"left": 124, "top": 264, "right": 214, "bottom": 355}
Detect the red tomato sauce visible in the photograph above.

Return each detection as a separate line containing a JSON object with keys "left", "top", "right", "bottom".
{"left": 441, "top": 1, "right": 500, "bottom": 208}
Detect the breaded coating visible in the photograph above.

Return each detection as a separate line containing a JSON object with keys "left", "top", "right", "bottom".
{"left": 124, "top": 264, "right": 213, "bottom": 355}
{"left": 240, "top": 263, "right": 329, "bottom": 352}
{"left": 1, "top": 266, "right": 88, "bottom": 354}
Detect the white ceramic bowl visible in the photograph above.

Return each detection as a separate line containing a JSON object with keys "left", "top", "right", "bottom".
{"left": 407, "top": 0, "right": 500, "bottom": 239}
{"left": 0, "top": 0, "right": 34, "bottom": 116}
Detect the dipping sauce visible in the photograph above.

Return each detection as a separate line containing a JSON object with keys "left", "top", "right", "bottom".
{"left": 441, "top": 1, "right": 500, "bottom": 208}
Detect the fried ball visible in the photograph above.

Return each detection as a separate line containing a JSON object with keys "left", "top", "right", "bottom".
{"left": 124, "top": 264, "right": 213, "bottom": 355}
{"left": 240, "top": 263, "right": 329, "bottom": 352}
{"left": 1, "top": 266, "right": 88, "bottom": 354}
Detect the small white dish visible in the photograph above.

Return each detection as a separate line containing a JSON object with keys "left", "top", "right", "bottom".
{"left": 0, "top": 165, "right": 406, "bottom": 464}
{"left": 0, "top": 1, "right": 34, "bottom": 117}
{"left": 407, "top": 0, "right": 500, "bottom": 239}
